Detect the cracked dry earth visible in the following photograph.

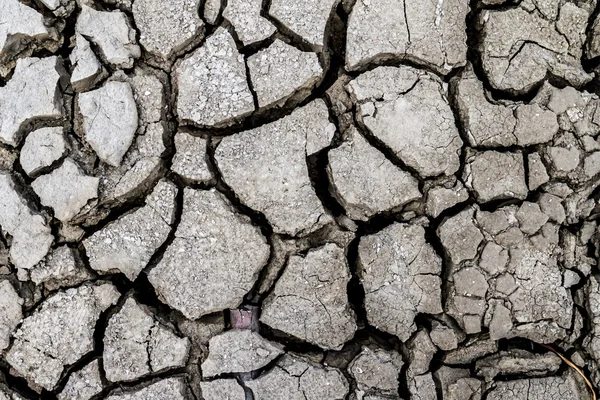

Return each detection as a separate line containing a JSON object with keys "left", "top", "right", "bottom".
{"left": 4, "top": 0, "right": 600, "bottom": 400}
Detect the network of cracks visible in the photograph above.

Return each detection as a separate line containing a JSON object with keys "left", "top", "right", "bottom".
{"left": 1, "top": 0, "right": 600, "bottom": 399}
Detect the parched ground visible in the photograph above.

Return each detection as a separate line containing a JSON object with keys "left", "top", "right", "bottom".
{"left": 1, "top": 0, "right": 600, "bottom": 399}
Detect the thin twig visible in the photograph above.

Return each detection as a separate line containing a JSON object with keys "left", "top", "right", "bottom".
{"left": 541, "top": 344, "right": 597, "bottom": 400}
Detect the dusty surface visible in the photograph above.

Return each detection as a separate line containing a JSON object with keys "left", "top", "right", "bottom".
{"left": 1, "top": 0, "right": 600, "bottom": 399}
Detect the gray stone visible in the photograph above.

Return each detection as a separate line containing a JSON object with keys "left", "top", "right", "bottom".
{"left": 475, "top": 350, "right": 561, "bottom": 381}
{"left": 148, "top": 189, "right": 270, "bottom": 319}
{"left": 0, "top": 280, "right": 22, "bottom": 351}
{"left": 104, "top": 297, "right": 189, "bottom": 382}
{"left": 105, "top": 378, "right": 187, "bottom": 400}
{"left": 6, "top": 284, "right": 120, "bottom": 391}
{"left": 215, "top": 100, "right": 334, "bottom": 236}
{"left": 224, "top": 0, "right": 275, "bottom": 45}
{"left": 548, "top": 146, "right": 580, "bottom": 172}
{"left": 328, "top": 127, "right": 421, "bottom": 221}
{"left": 76, "top": 4, "right": 141, "bottom": 68}
{"left": 58, "top": 360, "right": 103, "bottom": 400}
{"left": 438, "top": 207, "right": 483, "bottom": 265}
{"left": 0, "top": 385, "right": 26, "bottom": 400}
{"left": 133, "top": 0, "right": 204, "bottom": 62}
{"left": 200, "top": 380, "right": 245, "bottom": 400}
{"left": 30, "top": 246, "right": 92, "bottom": 290}
{"left": 349, "top": 347, "right": 403, "bottom": 398}
{"left": 465, "top": 151, "right": 528, "bottom": 202}
{"left": 246, "top": 354, "right": 349, "bottom": 400}
{"left": 429, "top": 321, "right": 459, "bottom": 351}
{"left": 0, "top": 57, "right": 61, "bottom": 146}
{"left": 443, "top": 339, "right": 498, "bottom": 365}
{"left": 445, "top": 378, "right": 483, "bottom": 400}
{"left": 486, "top": 374, "right": 586, "bottom": 400}
{"left": 515, "top": 202, "right": 548, "bottom": 235}
{"left": 346, "top": 0, "right": 468, "bottom": 73}
{"left": 176, "top": 28, "right": 254, "bottom": 127}
{"left": 84, "top": 180, "right": 176, "bottom": 280}
{"left": 406, "top": 330, "right": 436, "bottom": 376}
{"left": 0, "top": 173, "right": 53, "bottom": 271}
{"left": 78, "top": 81, "right": 138, "bottom": 167}
{"left": 528, "top": 152, "right": 550, "bottom": 190}
{"left": 202, "top": 330, "right": 284, "bottom": 377}
{"left": 513, "top": 104, "right": 559, "bottom": 146}
{"left": 269, "top": 0, "right": 336, "bottom": 46}
{"left": 587, "top": 12, "right": 600, "bottom": 58}
{"left": 20, "top": 127, "right": 66, "bottom": 176}
{"left": 409, "top": 373, "right": 437, "bottom": 400}
{"left": 171, "top": 132, "right": 212, "bottom": 182}
{"left": 248, "top": 40, "right": 322, "bottom": 108}
{"left": 261, "top": 244, "right": 356, "bottom": 350}
{"left": 70, "top": 34, "right": 106, "bottom": 92}
{"left": 538, "top": 193, "right": 566, "bottom": 224}
{"left": 32, "top": 159, "right": 99, "bottom": 222}
{"left": 479, "top": 4, "right": 592, "bottom": 93}
{"left": 350, "top": 66, "right": 462, "bottom": 177}
{"left": 426, "top": 182, "right": 469, "bottom": 218}
{"left": 358, "top": 223, "right": 442, "bottom": 341}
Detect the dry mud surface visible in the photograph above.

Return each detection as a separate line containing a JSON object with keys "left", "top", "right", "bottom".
{"left": 1, "top": 0, "right": 600, "bottom": 399}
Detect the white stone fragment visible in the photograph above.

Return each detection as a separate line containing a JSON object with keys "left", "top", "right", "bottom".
{"left": 201, "top": 330, "right": 284, "bottom": 377}
{"left": 349, "top": 66, "right": 462, "bottom": 177}
{"left": 248, "top": 39, "right": 323, "bottom": 107}
{"left": 32, "top": 159, "right": 99, "bottom": 222}
{"left": 0, "top": 280, "right": 23, "bottom": 351}
{"left": 269, "top": 0, "right": 337, "bottom": 46}
{"left": 58, "top": 360, "right": 103, "bottom": 400}
{"left": 70, "top": 34, "right": 105, "bottom": 92}
{"left": 20, "top": 127, "right": 66, "bottom": 176}
{"left": 176, "top": 28, "right": 254, "bottom": 127}
{"left": 76, "top": 4, "right": 141, "bottom": 68}
{"left": 0, "top": 57, "right": 61, "bottom": 146}
{"left": 133, "top": 0, "right": 204, "bottom": 61}
{"left": 78, "top": 81, "right": 138, "bottom": 167}
{"left": 0, "top": 173, "right": 53, "bottom": 270}
{"left": 224, "top": 0, "right": 275, "bottom": 45}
